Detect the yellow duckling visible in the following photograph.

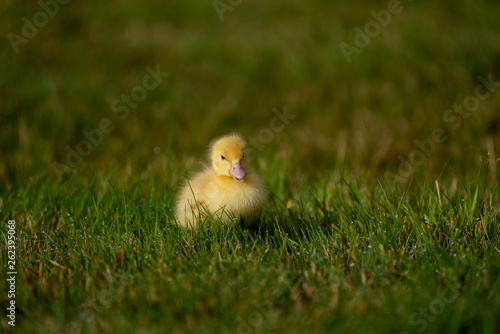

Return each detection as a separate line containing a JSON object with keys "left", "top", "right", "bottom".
{"left": 175, "top": 133, "right": 267, "bottom": 228}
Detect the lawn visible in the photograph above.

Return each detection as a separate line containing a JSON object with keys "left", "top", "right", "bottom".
{"left": 1, "top": 0, "right": 500, "bottom": 333}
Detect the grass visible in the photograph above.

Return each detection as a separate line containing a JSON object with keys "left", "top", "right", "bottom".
{"left": 1, "top": 0, "right": 500, "bottom": 333}
{"left": 2, "top": 170, "right": 499, "bottom": 333}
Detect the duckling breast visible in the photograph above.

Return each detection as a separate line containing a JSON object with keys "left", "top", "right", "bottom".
{"left": 211, "top": 173, "right": 267, "bottom": 224}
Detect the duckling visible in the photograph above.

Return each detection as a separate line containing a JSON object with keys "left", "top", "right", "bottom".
{"left": 175, "top": 133, "right": 267, "bottom": 229}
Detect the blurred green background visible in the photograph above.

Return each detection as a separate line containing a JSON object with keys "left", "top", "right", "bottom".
{"left": 1, "top": 0, "right": 500, "bottom": 187}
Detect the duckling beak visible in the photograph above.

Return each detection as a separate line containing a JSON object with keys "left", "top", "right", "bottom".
{"left": 230, "top": 162, "right": 245, "bottom": 183}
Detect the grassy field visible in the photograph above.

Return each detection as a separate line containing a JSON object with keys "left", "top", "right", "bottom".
{"left": 1, "top": 0, "right": 500, "bottom": 333}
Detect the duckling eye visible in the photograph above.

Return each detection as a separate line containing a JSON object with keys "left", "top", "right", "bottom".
{"left": 220, "top": 155, "right": 226, "bottom": 160}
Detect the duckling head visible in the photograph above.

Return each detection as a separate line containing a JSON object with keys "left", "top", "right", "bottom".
{"left": 210, "top": 134, "right": 249, "bottom": 183}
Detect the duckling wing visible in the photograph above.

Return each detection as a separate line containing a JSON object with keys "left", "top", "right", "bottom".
{"left": 175, "top": 168, "right": 219, "bottom": 228}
